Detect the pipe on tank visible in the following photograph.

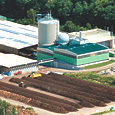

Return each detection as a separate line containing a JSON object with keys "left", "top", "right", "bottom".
{"left": 79, "top": 31, "right": 82, "bottom": 41}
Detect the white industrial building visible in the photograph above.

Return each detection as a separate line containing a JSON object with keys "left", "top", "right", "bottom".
{"left": 0, "top": 20, "right": 38, "bottom": 54}
{"left": 0, "top": 53, "right": 38, "bottom": 74}
{"left": 68, "top": 29, "right": 115, "bottom": 48}
{"left": 0, "top": 20, "right": 39, "bottom": 75}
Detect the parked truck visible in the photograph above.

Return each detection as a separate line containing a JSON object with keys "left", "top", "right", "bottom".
{"left": 29, "top": 73, "right": 41, "bottom": 78}
{"left": 14, "top": 71, "right": 22, "bottom": 75}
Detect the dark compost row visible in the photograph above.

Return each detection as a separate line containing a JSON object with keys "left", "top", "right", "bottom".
{"left": 33, "top": 74, "right": 115, "bottom": 101}
{"left": 9, "top": 72, "right": 115, "bottom": 112}
{"left": 0, "top": 81, "right": 78, "bottom": 113}
{"left": 22, "top": 76, "right": 110, "bottom": 103}
{"left": 10, "top": 77, "right": 106, "bottom": 107}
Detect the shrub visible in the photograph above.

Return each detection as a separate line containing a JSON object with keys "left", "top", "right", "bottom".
{"left": 26, "top": 107, "right": 35, "bottom": 112}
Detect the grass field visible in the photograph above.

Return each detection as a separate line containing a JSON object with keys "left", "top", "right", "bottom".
{"left": 84, "top": 60, "right": 115, "bottom": 69}
{"left": 64, "top": 72, "right": 115, "bottom": 87}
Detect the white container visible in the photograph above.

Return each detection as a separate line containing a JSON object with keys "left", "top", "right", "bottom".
{"left": 38, "top": 20, "right": 59, "bottom": 45}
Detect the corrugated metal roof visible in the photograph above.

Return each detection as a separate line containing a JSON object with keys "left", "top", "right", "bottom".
{"left": 66, "top": 43, "right": 108, "bottom": 55}
{"left": 39, "top": 43, "right": 108, "bottom": 55}
{"left": 0, "top": 30, "right": 38, "bottom": 49}
{"left": 0, "top": 20, "right": 38, "bottom": 49}
{"left": 0, "top": 53, "right": 36, "bottom": 67}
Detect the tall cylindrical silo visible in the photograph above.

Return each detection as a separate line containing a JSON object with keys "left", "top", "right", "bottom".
{"left": 38, "top": 20, "right": 59, "bottom": 46}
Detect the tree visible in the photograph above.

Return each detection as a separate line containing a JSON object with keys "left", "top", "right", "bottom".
{"left": 0, "top": 100, "right": 10, "bottom": 115}
{"left": 27, "top": 8, "right": 36, "bottom": 24}
{"left": 0, "top": 0, "right": 5, "bottom": 15}
{"left": 72, "top": 1, "right": 83, "bottom": 24}
{"left": 51, "top": 0, "right": 73, "bottom": 24}
{"left": 64, "top": 21, "right": 76, "bottom": 32}
{"left": 86, "top": 23, "right": 92, "bottom": 30}
{"left": 11, "top": 106, "right": 16, "bottom": 115}
{"left": 93, "top": 0, "right": 115, "bottom": 27}
{"left": 76, "top": 25, "right": 81, "bottom": 32}
{"left": 2, "top": 100, "right": 10, "bottom": 114}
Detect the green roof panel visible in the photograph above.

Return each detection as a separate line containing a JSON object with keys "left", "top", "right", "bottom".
{"left": 66, "top": 43, "right": 108, "bottom": 55}
{"left": 39, "top": 43, "right": 108, "bottom": 55}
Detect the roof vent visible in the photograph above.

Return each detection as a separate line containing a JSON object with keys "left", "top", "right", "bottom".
{"left": 70, "top": 48, "right": 73, "bottom": 50}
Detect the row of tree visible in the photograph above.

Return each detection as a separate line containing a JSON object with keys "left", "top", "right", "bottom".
{"left": 61, "top": 21, "right": 98, "bottom": 32}
{"left": 0, "top": 0, "right": 114, "bottom": 32}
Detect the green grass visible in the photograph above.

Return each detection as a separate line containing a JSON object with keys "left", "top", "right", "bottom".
{"left": 84, "top": 60, "right": 115, "bottom": 69}
{"left": 64, "top": 72, "right": 115, "bottom": 87}
{"left": 91, "top": 110, "right": 115, "bottom": 115}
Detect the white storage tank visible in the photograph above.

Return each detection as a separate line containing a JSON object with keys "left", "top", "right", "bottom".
{"left": 38, "top": 14, "right": 59, "bottom": 46}
{"left": 57, "top": 32, "right": 69, "bottom": 45}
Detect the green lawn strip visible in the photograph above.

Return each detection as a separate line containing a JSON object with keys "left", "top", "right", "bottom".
{"left": 91, "top": 110, "right": 115, "bottom": 115}
{"left": 63, "top": 72, "right": 115, "bottom": 87}
{"left": 84, "top": 60, "right": 115, "bottom": 69}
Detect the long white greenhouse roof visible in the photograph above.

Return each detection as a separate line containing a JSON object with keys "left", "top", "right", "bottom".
{"left": 0, "top": 20, "right": 38, "bottom": 49}
{"left": 0, "top": 53, "right": 36, "bottom": 68}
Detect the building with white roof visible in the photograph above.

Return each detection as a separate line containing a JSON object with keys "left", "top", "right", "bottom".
{"left": 0, "top": 53, "right": 38, "bottom": 74}
{"left": 68, "top": 29, "right": 115, "bottom": 48}
{"left": 0, "top": 20, "right": 38, "bottom": 54}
